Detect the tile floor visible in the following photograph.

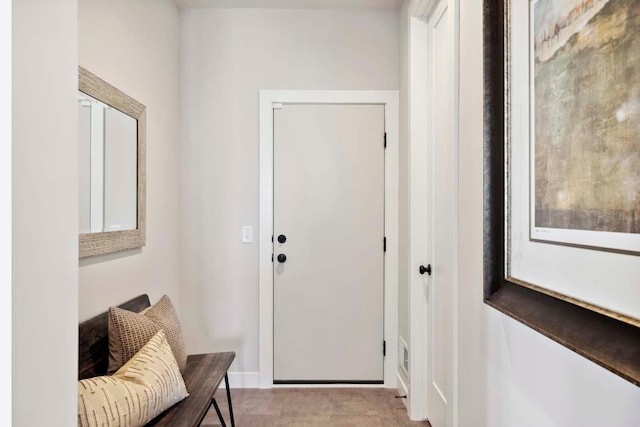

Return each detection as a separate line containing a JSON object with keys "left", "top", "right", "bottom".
{"left": 202, "top": 388, "right": 431, "bottom": 426}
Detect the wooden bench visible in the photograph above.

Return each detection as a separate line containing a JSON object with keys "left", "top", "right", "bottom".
{"left": 79, "top": 294, "right": 236, "bottom": 427}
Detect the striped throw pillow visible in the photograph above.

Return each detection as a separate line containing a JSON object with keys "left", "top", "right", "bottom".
{"left": 78, "top": 330, "right": 188, "bottom": 427}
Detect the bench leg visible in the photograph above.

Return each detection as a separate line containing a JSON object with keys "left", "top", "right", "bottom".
{"left": 211, "top": 398, "right": 227, "bottom": 427}
{"left": 224, "top": 373, "right": 236, "bottom": 427}
{"left": 211, "top": 374, "right": 235, "bottom": 427}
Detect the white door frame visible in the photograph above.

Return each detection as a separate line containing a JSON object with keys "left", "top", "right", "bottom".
{"left": 408, "top": 0, "right": 459, "bottom": 423}
{"left": 0, "top": 1, "right": 11, "bottom": 423}
{"left": 259, "top": 90, "right": 399, "bottom": 389}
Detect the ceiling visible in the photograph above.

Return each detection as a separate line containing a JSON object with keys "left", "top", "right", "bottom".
{"left": 175, "top": 0, "right": 403, "bottom": 9}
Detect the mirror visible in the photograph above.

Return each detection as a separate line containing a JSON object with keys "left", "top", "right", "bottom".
{"left": 78, "top": 67, "right": 146, "bottom": 258}
{"left": 79, "top": 92, "right": 137, "bottom": 233}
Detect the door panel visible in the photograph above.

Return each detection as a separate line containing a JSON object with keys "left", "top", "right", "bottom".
{"left": 273, "top": 104, "right": 385, "bottom": 382}
{"left": 427, "top": 1, "right": 454, "bottom": 426}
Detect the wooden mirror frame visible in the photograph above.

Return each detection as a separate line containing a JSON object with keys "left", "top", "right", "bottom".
{"left": 79, "top": 67, "right": 146, "bottom": 258}
{"left": 482, "top": 0, "right": 640, "bottom": 386}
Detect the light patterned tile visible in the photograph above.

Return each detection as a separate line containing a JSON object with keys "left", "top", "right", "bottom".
{"left": 201, "top": 387, "right": 430, "bottom": 426}
{"left": 328, "top": 415, "right": 387, "bottom": 426}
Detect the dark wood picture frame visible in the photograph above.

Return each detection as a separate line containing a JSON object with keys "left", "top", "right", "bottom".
{"left": 482, "top": 0, "right": 640, "bottom": 387}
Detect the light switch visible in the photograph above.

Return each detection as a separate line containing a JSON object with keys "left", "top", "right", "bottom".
{"left": 242, "top": 226, "right": 253, "bottom": 243}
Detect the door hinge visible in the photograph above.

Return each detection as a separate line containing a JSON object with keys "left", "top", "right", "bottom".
{"left": 271, "top": 254, "right": 274, "bottom": 263}
{"left": 383, "top": 237, "right": 387, "bottom": 252}
{"left": 384, "top": 132, "right": 387, "bottom": 148}
{"left": 383, "top": 340, "right": 386, "bottom": 356}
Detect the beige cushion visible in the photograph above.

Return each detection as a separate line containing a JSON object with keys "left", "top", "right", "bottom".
{"left": 78, "top": 330, "right": 188, "bottom": 427}
{"left": 108, "top": 295, "right": 187, "bottom": 374}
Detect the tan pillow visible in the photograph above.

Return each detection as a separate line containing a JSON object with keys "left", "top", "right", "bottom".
{"left": 108, "top": 295, "right": 187, "bottom": 374}
{"left": 78, "top": 330, "right": 188, "bottom": 427}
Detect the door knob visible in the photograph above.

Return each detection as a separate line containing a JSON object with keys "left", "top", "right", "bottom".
{"left": 277, "top": 234, "right": 287, "bottom": 244}
{"left": 277, "top": 254, "right": 287, "bottom": 263}
{"left": 419, "top": 264, "right": 432, "bottom": 276}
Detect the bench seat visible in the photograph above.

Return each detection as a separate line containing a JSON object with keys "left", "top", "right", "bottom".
{"left": 148, "top": 352, "right": 235, "bottom": 427}
{"left": 79, "top": 295, "right": 236, "bottom": 427}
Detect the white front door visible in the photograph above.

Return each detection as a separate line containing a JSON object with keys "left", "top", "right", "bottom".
{"left": 273, "top": 104, "right": 385, "bottom": 383}
{"left": 426, "top": 0, "right": 456, "bottom": 426}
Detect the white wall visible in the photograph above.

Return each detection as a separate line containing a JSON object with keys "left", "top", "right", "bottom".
{"left": 78, "top": 0, "right": 182, "bottom": 321}
{"left": 12, "top": 0, "right": 78, "bottom": 424}
{"left": 181, "top": 8, "right": 399, "bottom": 372}
{"left": 1, "top": 0, "right": 10, "bottom": 423}
{"left": 456, "top": 1, "right": 640, "bottom": 426}
{"left": 397, "top": 0, "right": 411, "bottom": 394}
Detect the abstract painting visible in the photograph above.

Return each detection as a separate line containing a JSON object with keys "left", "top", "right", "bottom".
{"left": 531, "top": 0, "right": 640, "bottom": 252}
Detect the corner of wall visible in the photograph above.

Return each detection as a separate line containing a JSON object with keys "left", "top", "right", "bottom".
{"left": 1, "top": 0, "right": 11, "bottom": 424}
{"left": 77, "top": 0, "right": 182, "bottom": 321}
{"left": 12, "top": 0, "right": 79, "bottom": 424}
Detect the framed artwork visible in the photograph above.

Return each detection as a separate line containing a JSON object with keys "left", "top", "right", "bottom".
{"left": 529, "top": 0, "right": 640, "bottom": 254}
{"left": 484, "top": 0, "right": 640, "bottom": 387}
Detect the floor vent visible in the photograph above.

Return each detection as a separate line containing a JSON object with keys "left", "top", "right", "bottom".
{"left": 403, "top": 346, "right": 409, "bottom": 373}
{"left": 399, "top": 339, "right": 409, "bottom": 375}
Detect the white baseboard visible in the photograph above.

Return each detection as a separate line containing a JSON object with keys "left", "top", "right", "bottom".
{"left": 223, "top": 372, "right": 396, "bottom": 389}
{"left": 396, "top": 370, "right": 408, "bottom": 408}
{"left": 272, "top": 383, "right": 388, "bottom": 389}
{"left": 222, "top": 372, "right": 260, "bottom": 389}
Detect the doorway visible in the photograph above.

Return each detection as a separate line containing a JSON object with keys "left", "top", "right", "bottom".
{"left": 259, "top": 91, "right": 399, "bottom": 388}
{"left": 273, "top": 103, "right": 385, "bottom": 383}
{"left": 408, "top": 0, "right": 459, "bottom": 425}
